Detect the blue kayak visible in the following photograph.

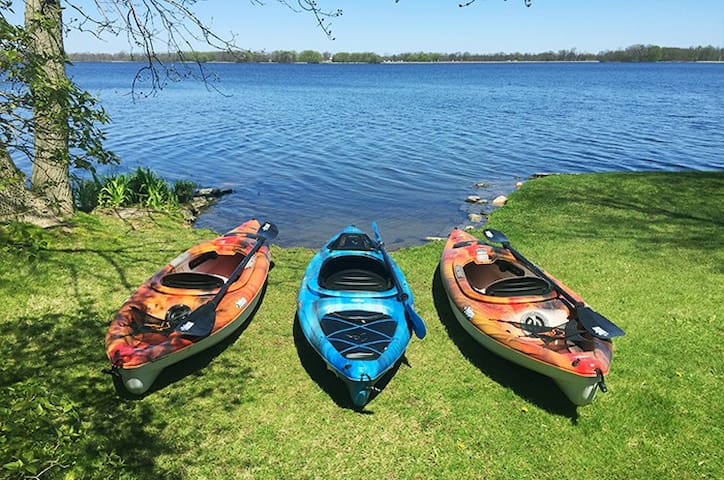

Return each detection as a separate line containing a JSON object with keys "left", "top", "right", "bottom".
{"left": 297, "top": 225, "right": 425, "bottom": 407}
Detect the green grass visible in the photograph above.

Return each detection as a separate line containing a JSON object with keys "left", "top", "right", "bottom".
{"left": 1, "top": 172, "right": 722, "bottom": 479}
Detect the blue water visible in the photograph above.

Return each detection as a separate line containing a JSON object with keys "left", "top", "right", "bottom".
{"left": 63, "top": 62, "right": 723, "bottom": 247}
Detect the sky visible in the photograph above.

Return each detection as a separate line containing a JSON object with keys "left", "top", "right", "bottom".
{"left": 8, "top": 0, "right": 724, "bottom": 55}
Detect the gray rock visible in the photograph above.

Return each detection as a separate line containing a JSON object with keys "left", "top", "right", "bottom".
{"left": 492, "top": 195, "right": 508, "bottom": 207}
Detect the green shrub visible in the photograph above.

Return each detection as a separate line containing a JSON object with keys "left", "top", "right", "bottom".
{"left": 127, "top": 167, "right": 165, "bottom": 205}
{"left": 173, "top": 179, "right": 196, "bottom": 203}
{"left": 78, "top": 168, "right": 193, "bottom": 212}
{"left": 97, "top": 174, "right": 131, "bottom": 208}
{"left": 145, "top": 181, "right": 178, "bottom": 210}
{"left": 71, "top": 175, "right": 101, "bottom": 212}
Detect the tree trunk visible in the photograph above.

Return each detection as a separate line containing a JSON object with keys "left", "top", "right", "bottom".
{"left": 25, "top": 0, "right": 73, "bottom": 216}
{"left": 0, "top": 144, "right": 62, "bottom": 227}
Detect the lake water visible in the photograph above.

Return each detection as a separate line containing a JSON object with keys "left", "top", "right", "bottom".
{"left": 66, "top": 62, "right": 723, "bottom": 247}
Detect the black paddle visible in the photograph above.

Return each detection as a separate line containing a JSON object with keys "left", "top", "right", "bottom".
{"left": 371, "top": 222, "right": 427, "bottom": 339}
{"left": 174, "top": 221, "right": 278, "bottom": 337}
{"left": 482, "top": 228, "right": 625, "bottom": 339}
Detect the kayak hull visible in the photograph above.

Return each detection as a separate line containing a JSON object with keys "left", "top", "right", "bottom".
{"left": 297, "top": 226, "right": 416, "bottom": 407}
{"left": 105, "top": 219, "right": 271, "bottom": 394}
{"left": 440, "top": 228, "right": 613, "bottom": 406}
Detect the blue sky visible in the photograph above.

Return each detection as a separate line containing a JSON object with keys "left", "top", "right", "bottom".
{"left": 9, "top": 0, "right": 724, "bottom": 54}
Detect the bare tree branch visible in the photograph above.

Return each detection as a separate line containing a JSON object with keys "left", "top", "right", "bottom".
{"left": 59, "top": 0, "right": 345, "bottom": 97}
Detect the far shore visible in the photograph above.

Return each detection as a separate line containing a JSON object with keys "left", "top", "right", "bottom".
{"left": 68, "top": 58, "right": 724, "bottom": 65}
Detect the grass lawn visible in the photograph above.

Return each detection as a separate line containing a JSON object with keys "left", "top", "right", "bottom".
{"left": 1, "top": 171, "right": 722, "bottom": 479}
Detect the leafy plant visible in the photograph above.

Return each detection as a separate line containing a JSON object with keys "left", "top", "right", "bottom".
{"left": 145, "top": 181, "right": 178, "bottom": 210}
{"left": 127, "top": 167, "right": 162, "bottom": 205}
{"left": 71, "top": 174, "right": 102, "bottom": 212}
{"left": 72, "top": 168, "right": 195, "bottom": 213}
{"left": 173, "top": 179, "right": 196, "bottom": 203}
{"left": 97, "top": 174, "right": 131, "bottom": 208}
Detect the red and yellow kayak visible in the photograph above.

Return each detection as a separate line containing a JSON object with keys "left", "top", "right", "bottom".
{"left": 105, "top": 219, "right": 271, "bottom": 394}
{"left": 439, "top": 228, "right": 613, "bottom": 405}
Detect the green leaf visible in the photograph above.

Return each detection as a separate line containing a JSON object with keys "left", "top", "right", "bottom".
{"left": 3, "top": 459, "right": 23, "bottom": 471}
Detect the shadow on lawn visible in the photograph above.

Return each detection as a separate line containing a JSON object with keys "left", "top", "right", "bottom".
{"left": 0, "top": 258, "right": 264, "bottom": 479}
{"left": 1, "top": 309, "right": 184, "bottom": 478}
{"left": 292, "top": 314, "right": 403, "bottom": 413}
{"left": 514, "top": 172, "right": 724, "bottom": 252}
{"left": 431, "top": 266, "right": 580, "bottom": 422}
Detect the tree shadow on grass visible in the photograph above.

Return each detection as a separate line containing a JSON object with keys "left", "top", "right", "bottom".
{"left": 431, "top": 266, "right": 580, "bottom": 423}
{"left": 0, "top": 308, "right": 184, "bottom": 478}
{"left": 0, "top": 261, "right": 266, "bottom": 479}
{"left": 292, "top": 313, "right": 403, "bottom": 414}
{"left": 509, "top": 172, "right": 724, "bottom": 254}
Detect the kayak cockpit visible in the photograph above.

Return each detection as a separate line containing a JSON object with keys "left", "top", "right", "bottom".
{"left": 464, "top": 260, "right": 552, "bottom": 297}
{"left": 457, "top": 258, "right": 556, "bottom": 303}
{"left": 152, "top": 249, "right": 248, "bottom": 293}
{"left": 319, "top": 255, "right": 392, "bottom": 292}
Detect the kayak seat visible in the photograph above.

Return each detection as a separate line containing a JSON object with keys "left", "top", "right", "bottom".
{"left": 319, "top": 256, "right": 392, "bottom": 292}
{"left": 161, "top": 272, "right": 226, "bottom": 290}
{"left": 191, "top": 252, "right": 246, "bottom": 279}
{"left": 485, "top": 277, "right": 552, "bottom": 297}
{"left": 464, "top": 261, "right": 546, "bottom": 296}
{"left": 188, "top": 251, "right": 219, "bottom": 269}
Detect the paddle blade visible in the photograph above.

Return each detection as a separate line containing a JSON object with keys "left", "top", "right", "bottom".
{"left": 175, "top": 302, "right": 216, "bottom": 337}
{"left": 483, "top": 228, "right": 510, "bottom": 246}
{"left": 578, "top": 306, "right": 625, "bottom": 339}
{"left": 257, "top": 221, "right": 279, "bottom": 242}
{"left": 405, "top": 305, "right": 427, "bottom": 339}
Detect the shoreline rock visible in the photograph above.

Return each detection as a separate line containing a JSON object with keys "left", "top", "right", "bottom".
{"left": 182, "top": 188, "right": 232, "bottom": 224}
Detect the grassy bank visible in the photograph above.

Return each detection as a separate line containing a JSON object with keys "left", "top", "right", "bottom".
{"left": 1, "top": 171, "right": 722, "bottom": 479}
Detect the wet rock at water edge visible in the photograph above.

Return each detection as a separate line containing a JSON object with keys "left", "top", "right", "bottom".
{"left": 492, "top": 195, "right": 508, "bottom": 207}
{"left": 465, "top": 195, "right": 488, "bottom": 205}
{"left": 182, "top": 188, "right": 233, "bottom": 223}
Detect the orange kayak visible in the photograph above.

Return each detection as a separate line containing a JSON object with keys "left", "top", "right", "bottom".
{"left": 105, "top": 219, "right": 272, "bottom": 394}
{"left": 439, "top": 228, "right": 614, "bottom": 405}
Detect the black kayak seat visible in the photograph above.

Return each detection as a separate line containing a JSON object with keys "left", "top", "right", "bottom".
{"left": 161, "top": 272, "right": 226, "bottom": 290}
{"left": 484, "top": 277, "right": 552, "bottom": 297}
{"left": 318, "top": 256, "right": 392, "bottom": 292}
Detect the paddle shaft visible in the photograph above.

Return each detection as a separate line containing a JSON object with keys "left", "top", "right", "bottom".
{"left": 380, "top": 246, "right": 409, "bottom": 303}
{"left": 504, "top": 242, "right": 623, "bottom": 336}
{"left": 483, "top": 228, "right": 623, "bottom": 339}
{"left": 372, "top": 222, "right": 426, "bottom": 339}
{"left": 502, "top": 242, "right": 583, "bottom": 310}
{"left": 208, "top": 236, "right": 266, "bottom": 307}
{"left": 174, "top": 222, "right": 277, "bottom": 337}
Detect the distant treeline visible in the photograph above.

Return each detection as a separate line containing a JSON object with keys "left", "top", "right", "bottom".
{"left": 69, "top": 44, "right": 723, "bottom": 64}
